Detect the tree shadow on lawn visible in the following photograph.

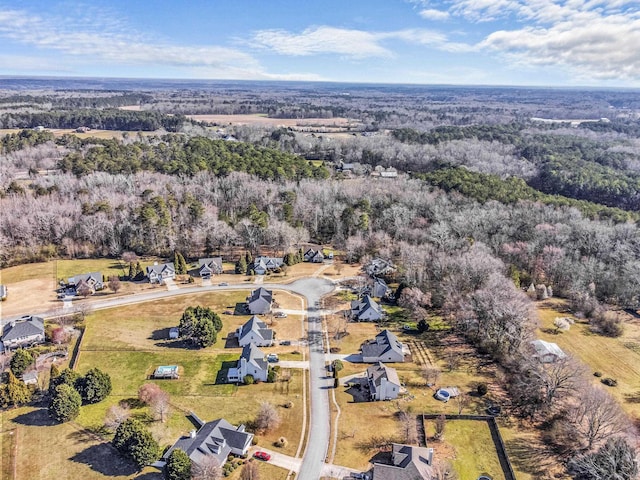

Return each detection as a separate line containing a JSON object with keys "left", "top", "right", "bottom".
{"left": 12, "top": 408, "right": 58, "bottom": 427}
{"left": 70, "top": 443, "right": 139, "bottom": 477}
{"left": 149, "top": 328, "right": 171, "bottom": 341}
{"left": 134, "top": 473, "right": 163, "bottom": 480}
{"left": 505, "top": 436, "right": 559, "bottom": 478}
{"left": 153, "top": 338, "right": 198, "bottom": 349}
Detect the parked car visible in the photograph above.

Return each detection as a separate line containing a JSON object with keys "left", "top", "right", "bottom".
{"left": 218, "top": 282, "right": 229, "bottom": 286}
{"left": 267, "top": 353, "right": 279, "bottom": 363}
{"left": 253, "top": 451, "right": 271, "bottom": 461}
{"left": 274, "top": 312, "right": 287, "bottom": 318}
{"left": 279, "top": 340, "right": 291, "bottom": 346}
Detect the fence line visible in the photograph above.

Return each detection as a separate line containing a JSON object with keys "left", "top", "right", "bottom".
{"left": 422, "top": 414, "right": 517, "bottom": 480}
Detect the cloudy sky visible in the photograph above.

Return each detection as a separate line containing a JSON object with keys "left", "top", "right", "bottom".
{"left": 1, "top": 0, "right": 639, "bottom": 87}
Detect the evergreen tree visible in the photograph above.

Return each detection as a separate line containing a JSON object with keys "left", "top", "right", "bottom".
{"left": 49, "top": 367, "right": 81, "bottom": 394}
{"left": 49, "top": 384, "right": 81, "bottom": 422}
{"left": 178, "top": 306, "right": 222, "bottom": 348}
{"left": 113, "top": 419, "right": 159, "bottom": 469}
{"left": 174, "top": 251, "right": 187, "bottom": 275}
{"left": 245, "top": 251, "right": 253, "bottom": 265}
{"left": 236, "top": 256, "right": 247, "bottom": 274}
{"left": 10, "top": 349, "right": 33, "bottom": 377}
{"left": 2, "top": 371, "right": 32, "bottom": 407}
{"left": 128, "top": 261, "right": 137, "bottom": 280}
{"left": 78, "top": 368, "right": 112, "bottom": 404}
{"left": 165, "top": 448, "right": 191, "bottom": 480}
{"left": 135, "top": 261, "right": 143, "bottom": 280}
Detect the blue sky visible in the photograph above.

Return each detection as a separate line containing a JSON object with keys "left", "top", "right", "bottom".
{"left": 1, "top": 0, "right": 639, "bottom": 86}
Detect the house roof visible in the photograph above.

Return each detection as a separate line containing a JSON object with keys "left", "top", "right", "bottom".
{"left": 351, "top": 295, "right": 382, "bottom": 318}
{"left": 67, "top": 272, "right": 102, "bottom": 285}
{"left": 239, "top": 316, "right": 273, "bottom": 343}
{"left": 165, "top": 418, "right": 253, "bottom": 468}
{"left": 365, "top": 258, "right": 396, "bottom": 276}
{"left": 361, "top": 329, "right": 404, "bottom": 360}
{"left": 373, "top": 443, "right": 434, "bottom": 480}
{"left": 199, "top": 257, "right": 223, "bottom": 271}
{"left": 146, "top": 262, "right": 175, "bottom": 275}
{"left": 367, "top": 362, "right": 401, "bottom": 389}
{"left": 248, "top": 287, "right": 273, "bottom": 308}
{"left": 253, "top": 257, "right": 284, "bottom": 271}
{"left": 531, "top": 339, "right": 566, "bottom": 359}
{"left": 3, "top": 316, "right": 45, "bottom": 342}
{"left": 240, "top": 344, "right": 268, "bottom": 371}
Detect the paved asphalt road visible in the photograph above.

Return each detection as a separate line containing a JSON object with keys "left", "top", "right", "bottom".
{"left": 2, "top": 278, "right": 338, "bottom": 480}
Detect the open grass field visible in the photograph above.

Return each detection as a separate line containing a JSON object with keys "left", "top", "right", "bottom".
{"left": 185, "top": 113, "right": 358, "bottom": 128}
{"left": 1, "top": 288, "right": 307, "bottom": 479}
{"left": 425, "top": 419, "right": 505, "bottom": 480}
{"left": 1, "top": 428, "right": 16, "bottom": 480}
{"left": 536, "top": 299, "right": 640, "bottom": 418}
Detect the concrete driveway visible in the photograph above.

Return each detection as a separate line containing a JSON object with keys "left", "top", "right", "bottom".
{"left": 277, "top": 360, "right": 310, "bottom": 369}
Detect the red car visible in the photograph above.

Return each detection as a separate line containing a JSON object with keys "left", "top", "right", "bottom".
{"left": 253, "top": 451, "right": 271, "bottom": 461}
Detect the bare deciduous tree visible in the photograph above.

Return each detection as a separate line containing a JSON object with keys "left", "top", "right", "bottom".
{"left": 397, "top": 410, "right": 418, "bottom": 445}
{"left": 104, "top": 403, "right": 130, "bottom": 430}
{"left": 150, "top": 390, "right": 170, "bottom": 423}
{"left": 191, "top": 456, "right": 222, "bottom": 480}
{"left": 434, "top": 414, "right": 446, "bottom": 440}
{"left": 455, "top": 392, "right": 470, "bottom": 415}
{"left": 255, "top": 401, "right": 281, "bottom": 433}
{"left": 420, "top": 366, "right": 441, "bottom": 386}
{"left": 431, "top": 459, "right": 458, "bottom": 480}
{"left": 240, "top": 460, "right": 260, "bottom": 480}
{"left": 108, "top": 275, "right": 121, "bottom": 293}
{"left": 568, "top": 385, "right": 629, "bottom": 450}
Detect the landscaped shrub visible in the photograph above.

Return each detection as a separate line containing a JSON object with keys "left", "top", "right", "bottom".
{"left": 274, "top": 436, "right": 288, "bottom": 448}
{"left": 477, "top": 383, "right": 488, "bottom": 396}
{"left": 601, "top": 377, "right": 618, "bottom": 387}
{"left": 243, "top": 375, "right": 254, "bottom": 385}
{"left": 284, "top": 401, "right": 294, "bottom": 409}
{"left": 593, "top": 371, "right": 603, "bottom": 377}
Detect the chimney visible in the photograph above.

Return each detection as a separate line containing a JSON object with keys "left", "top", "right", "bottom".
{"left": 190, "top": 430, "right": 197, "bottom": 438}
{"left": 154, "top": 261, "right": 158, "bottom": 266}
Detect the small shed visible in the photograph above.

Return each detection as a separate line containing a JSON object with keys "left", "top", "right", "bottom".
{"left": 22, "top": 371, "right": 38, "bottom": 385}
{"left": 531, "top": 339, "right": 566, "bottom": 363}
{"left": 153, "top": 365, "right": 179, "bottom": 379}
{"left": 169, "top": 327, "right": 179, "bottom": 339}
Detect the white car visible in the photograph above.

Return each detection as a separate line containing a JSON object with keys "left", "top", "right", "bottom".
{"left": 274, "top": 312, "right": 287, "bottom": 318}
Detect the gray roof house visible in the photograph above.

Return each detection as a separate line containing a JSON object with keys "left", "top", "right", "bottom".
{"left": 68, "top": 272, "right": 103, "bottom": 293}
{"left": 531, "top": 339, "right": 566, "bottom": 363}
{"left": 372, "top": 443, "right": 434, "bottom": 480}
{"left": 236, "top": 316, "right": 274, "bottom": 347}
{"left": 252, "top": 257, "right": 284, "bottom": 275}
{"left": 198, "top": 257, "right": 223, "bottom": 278}
{"left": 146, "top": 262, "right": 176, "bottom": 284}
{"left": 367, "top": 362, "right": 401, "bottom": 401}
{"left": 227, "top": 344, "right": 269, "bottom": 383}
{"left": 162, "top": 418, "right": 253, "bottom": 470}
{"left": 351, "top": 295, "right": 383, "bottom": 322}
{"left": 371, "top": 277, "right": 389, "bottom": 299}
{"left": 247, "top": 287, "right": 273, "bottom": 315}
{"left": 365, "top": 258, "right": 396, "bottom": 277}
{"left": 361, "top": 330, "right": 406, "bottom": 363}
{"left": 2, "top": 315, "right": 45, "bottom": 350}
{"left": 304, "top": 249, "right": 325, "bottom": 263}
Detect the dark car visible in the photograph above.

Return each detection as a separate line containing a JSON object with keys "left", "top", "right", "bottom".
{"left": 253, "top": 451, "right": 271, "bottom": 461}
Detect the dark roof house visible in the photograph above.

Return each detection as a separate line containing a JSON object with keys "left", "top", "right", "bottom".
{"left": 198, "top": 257, "right": 223, "bottom": 278}
{"left": 361, "top": 329, "right": 406, "bottom": 363}
{"left": 146, "top": 262, "right": 176, "bottom": 284}
{"left": 2, "top": 315, "right": 45, "bottom": 350}
{"left": 163, "top": 418, "right": 253, "bottom": 470}
{"left": 236, "top": 316, "right": 274, "bottom": 347}
{"left": 227, "top": 344, "right": 269, "bottom": 383}
{"left": 252, "top": 257, "right": 284, "bottom": 275}
{"left": 304, "top": 249, "right": 325, "bottom": 263}
{"left": 373, "top": 443, "right": 434, "bottom": 480}
{"left": 67, "top": 272, "right": 103, "bottom": 293}
{"left": 247, "top": 287, "right": 273, "bottom": 315}
{"left": 371, "top": 277, "right": 389, "bottom": 298}
{"left": 351, "top": 295, "right": 383, "bottom": 322}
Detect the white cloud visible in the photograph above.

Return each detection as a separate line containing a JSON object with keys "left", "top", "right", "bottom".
{"left": 252, "top": 26, "right": 393, "bottom": 58}
{"left": 419, "top": 8, "right": 450, "bottom": 20}
{"left": 0, "top": 7, "right": 321, "bottom": 80}
{"left": 252, "top": 26, "right": 458, "bottom": 57}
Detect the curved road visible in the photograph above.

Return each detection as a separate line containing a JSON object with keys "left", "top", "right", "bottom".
{"left": 2, "top": 278, "right": 336, "bottom": 480}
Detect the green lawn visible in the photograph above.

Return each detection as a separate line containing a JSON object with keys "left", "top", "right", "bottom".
{"left": 425, "top": 419, "right": 505, "bottom": 480}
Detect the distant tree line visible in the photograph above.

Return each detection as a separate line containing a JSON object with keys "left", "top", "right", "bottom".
{"left": 0, "top": 109, "right": 186, "bottom": 131}
{"left": 56, "top": 135, "right": 330, "bottom": 179}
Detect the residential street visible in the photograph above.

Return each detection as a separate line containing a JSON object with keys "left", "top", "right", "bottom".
{"left": 2, "top": 277, "right": 345, "bottom": 480}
